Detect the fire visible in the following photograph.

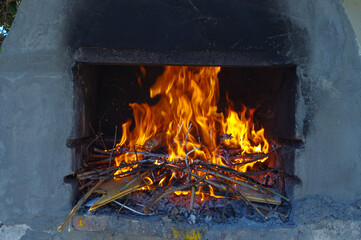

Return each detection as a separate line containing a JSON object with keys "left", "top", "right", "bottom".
{"left": 174, "top": 191, "right": 190, "bottom": 196}
{"left": 115, "top": 66, "right": 269, "bottom": 195}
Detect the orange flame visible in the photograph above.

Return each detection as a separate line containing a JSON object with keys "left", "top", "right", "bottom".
{"left": 114, "top": 66, "right": 269, "bottom": 195}
{"left": 116, "top": 66, "right": 268, "bottom": 164}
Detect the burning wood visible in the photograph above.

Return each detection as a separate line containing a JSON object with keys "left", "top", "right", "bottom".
{"left": 59, "top": 66, "right": 293, "bottom": 230}
{"left": 63, "top": 146, "right": 287, "bottom": 224}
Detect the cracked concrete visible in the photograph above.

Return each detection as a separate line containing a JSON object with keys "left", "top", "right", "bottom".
{"left": 0, "top": 224, "right": 30, "bottom": 240}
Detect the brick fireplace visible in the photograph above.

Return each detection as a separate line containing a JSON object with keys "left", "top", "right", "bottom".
{"left": 0, "top": 0, "right": 361, "bottom": 239}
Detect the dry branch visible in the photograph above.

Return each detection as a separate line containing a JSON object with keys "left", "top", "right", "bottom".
{"left": 57, "top": 179, "right": 105, "bottom": 232}
{"left": 89, "top": 171, "right": 149, "bottom": 211}
{"left": 68, "top": 130, "right": 289, "bottom": 221}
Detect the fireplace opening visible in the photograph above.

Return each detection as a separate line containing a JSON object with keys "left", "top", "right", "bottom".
{"left": 66, "top": 61, "right": 300, "bottom": 226}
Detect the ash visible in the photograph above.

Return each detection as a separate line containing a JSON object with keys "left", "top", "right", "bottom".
{"left": 80, "top": 189, "right": 291, "bottom": 225}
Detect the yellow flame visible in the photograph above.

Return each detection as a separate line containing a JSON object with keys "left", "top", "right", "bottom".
{"left": 209, "top": 186, "right": 225, "bottom": 199}
{"left": 159, "top": 177, "right": 167, "bottom": 187}
{"left": 116, "top": 66, "right": 268, "bottom": 165}
{"left": 114, "top": 66, "right": 270, "bottom": 196}
{"left": 174, "top": 191, "right": 190, "bottom": 196}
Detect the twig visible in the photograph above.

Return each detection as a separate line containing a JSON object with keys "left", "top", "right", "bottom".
{"left": 261, "top": 186, "right": 289, "bottom": 202}
{"left": 195, "top": 168, "right": 260, "bottom": 192}
{"left": 85, "top": 133, "right": 103, "bottom": 152}
{"left": 174, "top": 122, "right": 184, "bottom": 141}
{"left": 185, "top": 123, "right": 193, "bottom": 152}
{"left": 109, "top": 165, "right": 162, "bottom": 179}
{"left": 143, "top": 178, "right": 180, "bottom": 214}
{"left": 247, "top": 177, "right": 290, "bottom": 202}
{"left": 116, "top": 173, "right": 140, "bottom": 214}
{"left": 229, "top": 155, "right": 270, "bottom": 166}
{"left": 238, "top": 191, "right": 267, "bottom": 220}
{"left": 79, "top": 166, "right": 132, "bottom": 180}
{"left": 57, "top": 179, "right": 105, "bottom": 232}
{"left": 223, "top": 185, "right": 270, "bottom": 219}
{"left": 190, "top": 186, "right": 195, "bottom": 211}
{"left": 84, "top": 158, "right": 116, "bottom": 166}
{"left": 125, "top": 151, "right": 169, "bottom": 159}
{"left": 93, "top": 148, "right": 113, "bottom": 155}
{"left": 89, "top": 124, "right": 106, "bottom": 150}
{"left": 252, "top": 203, "right": 289, "bottom": 219}
{"left": 185, "top": 147, "right": 199, "bottom": 160}
{"left": 90, "top": 171, "right": 150, "bottom": 211}
{"left": 180, "top": 168, "right": 227, "bottom": 191}
{"left": 140, "top": 174, "right": 154, "bottom": 194}
{"left": 145, "top": 180, "right": 198, "bottom": 211}
{"left": 114, "top": 201, "right": 153, "bottom": 216}
{"left": 191, "top": 160, "right": 279, "bottom": 176}
{"left": 184, "top": 147, "right": 200, "bottom": 183}
{"left": 77, "top": 159, "right": 163, "bottom": 180}
{"left": 221, "top": 187, "right": 229, "bottom": 222}
{"left": 78, "top": 181, "right": 93, "bottom": 191}
{"left": 184, "top": 123, "right": 193, "bottom": 182}
{"left": 109, "top": 126, "right": 118, "bottom": 168}
{"left": 66, "top": 136, "right": 92, "bottom": 148}
{"left": 134, "top": 145, "right": 139, "bottom": 162}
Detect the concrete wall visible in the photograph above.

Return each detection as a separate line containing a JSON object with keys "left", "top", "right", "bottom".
{"left": 0, "top": 0, "right": 74, "bottom": 229}
{"left": 0, "top": 0, "right": 360, "bottom": 239}
{"left": 282, "top": 0, "right": 361, "bottom": 202}
{"left": 344, "top": 0, "right": 361, "bottom": 55}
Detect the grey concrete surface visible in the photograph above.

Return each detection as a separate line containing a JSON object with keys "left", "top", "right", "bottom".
{"left": 0, "top": 0, "right": 73, "bottom": 226}
{"left": 344, "top": 0, "right": 361, "bottom": 55}
{"left": 0, "top": 0, "right": 360, "bottom": 239}
{"left": 284, "top": 0, "right": 361, "bottom": 202}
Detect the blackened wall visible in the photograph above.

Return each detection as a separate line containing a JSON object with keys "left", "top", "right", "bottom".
{"left": 68, "top": 0, "right": 296, "bottom": 64}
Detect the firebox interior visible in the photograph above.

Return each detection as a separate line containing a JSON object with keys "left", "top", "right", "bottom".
{"left": 72, "top": 63, "right": 298, "bottom": 213}
{"left": 75, "top": 65, "right": 296, "bottom": 139}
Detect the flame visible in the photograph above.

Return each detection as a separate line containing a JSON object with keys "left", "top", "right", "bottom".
{"left": 222, "top": 108, "right": 269, "bottom": 154}
{"left": 159, "top": 177, "right": 167, "bottom": 187}
{"left": 143, "top": 176, "right": 153, "bottom": 185}
{"left": 174, "top": 191, "right": 190, "bottom": 196}
{"left": 209, "top": 186, "right": 225, "bottom": 199}
{"left": 115, "top": 66, "right": 269, "bottom": 198}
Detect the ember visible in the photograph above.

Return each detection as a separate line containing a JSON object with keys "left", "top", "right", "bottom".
{"left": 59, "top": 66, "right": 291, "bottom": 231}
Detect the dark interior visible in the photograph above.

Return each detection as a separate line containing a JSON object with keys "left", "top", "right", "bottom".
{"left": 74, "top": 64, "right": 296, "bottom": 141}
